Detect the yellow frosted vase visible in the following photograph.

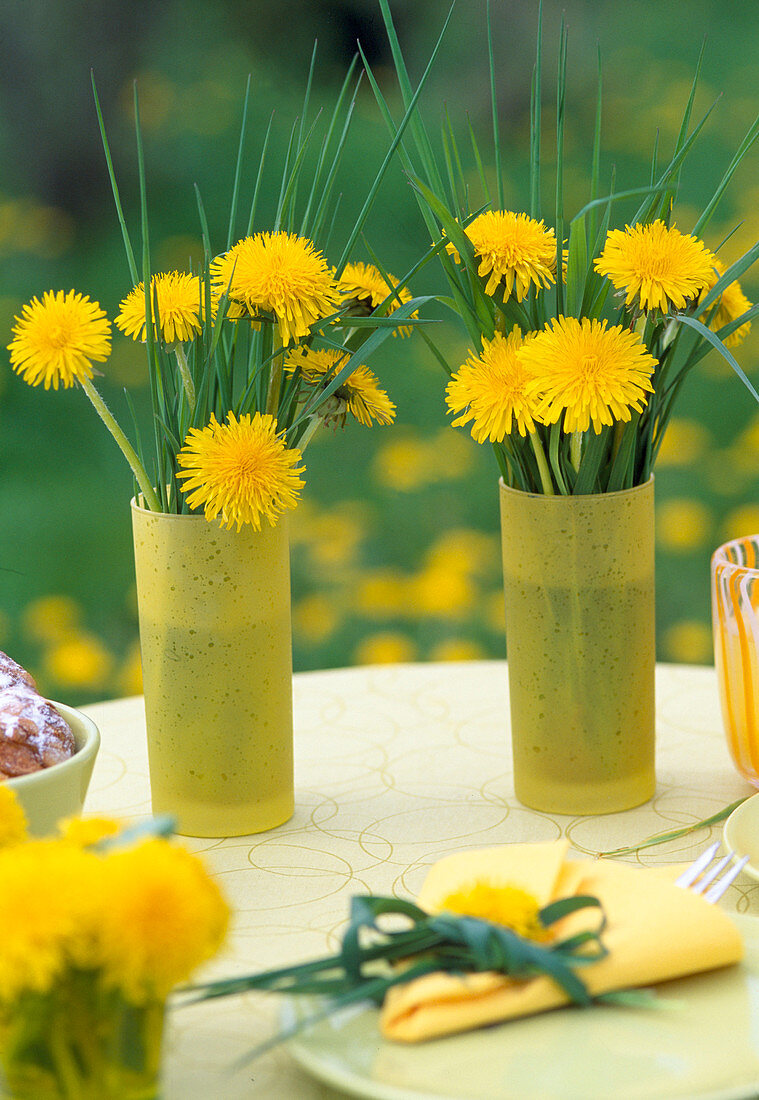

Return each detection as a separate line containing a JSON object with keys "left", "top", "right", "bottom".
{"left": 499, "top": 479, "right": 656, "bottom": 815}
{"left": 132, "top": 502, "right": 294, "bottom": 837}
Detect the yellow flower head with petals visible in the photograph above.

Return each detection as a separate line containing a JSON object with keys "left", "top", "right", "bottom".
{"left": 594, "top": 220, "right": 715, "bottom": 314}
{"left": 440, "top": 880, "right": 548, "bottom": 941}
{"left": 449, "top": 211, "right": 556, "bottom": 302}
{"left": 698, "top": 258, "right": 753, "bottom": 348}
{"left": 176, "top": 410, "right": 305, "bottom": 531}
{"left": 97, "top": 838, "right": 229, "bottom": 1003}
{"left": 115, "top": 271, "right": 210, "bottom": 345}
{"left": 286, "top": 347, "right": 396, "bottom": 427}
{"left": 337, "top": 261, "right": 416, "bottom": 337}
{"left": 58, "top": 815, "right": 122, "bottom": 848}
{"left": 210, "top": 231, "right": 341, "bottom": 345}
{"left": 8, "top": 290, "right": 111, "bottom": 389}
{"left": 520, "top": 315, "right": 657, "bottom": 434}
{"left": 0, "top": 786, "right": 27, "bottom": 848}
{"left": 446, "top": 327, "right": 540, "bottom": 442}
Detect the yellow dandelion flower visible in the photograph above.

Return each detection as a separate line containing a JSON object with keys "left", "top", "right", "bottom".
{"left": 520, "top": 316, "right": 657, "bottom": 434}
{"left": 429, "top": 638, "right": 488, "bottom": 662}
{"left": 446, "top": 328, "right": 540, "bottom": 442}
{"left": 449, "top": 211, "right": 556, "bottom": 301}
{"left": 58, "top": 816, "right": 122, "bottom": 847}
{"left": 439, "top": 881, "right": 548, "bottom": 940}
{"left": 0, "top": 842, "right": 103, "bottom": 1002}
{"left": 594, "top": 220, "right": 715, "bottom": 313}
{"left": 353, "top": 632, "right": 418, "bottom": 665}
{"left": 698, "top": 258, "right": 753, "bottom": 348}
{"left": 22, "top": 595, "right": 81, "bottom": 644}
{"left": 97, "top": 839, "right": 229, "bottom": 1002}
{"left": 657, "top": 498, "right": 711, "bottom": 551}
{"left": 8, "top": 289, "right": 111, "bottom": 389}
{"left": 337, "top": 261, "right": 416, "bottom": 337}
{"left": 0, "top": 785, "right": 27, "bottom": 848}
{"left": 210, "top": 231, "right": 340, "bottom": 345}
{"left": 115, "top": 271, "right": 209, "bottom": 345}
{"left": 286, "top": 347, "right": 395, "bottom": 427}
{"left": 662, "top": 620, "right": 712, "bottom": 664}
{"left": 176, "top": 411, "right": 305, "bottom": 531}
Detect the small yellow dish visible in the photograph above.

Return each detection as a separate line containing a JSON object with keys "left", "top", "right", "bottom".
{"left": 5, "top": 703, "right": 100, "bottom": 836}
{"left": 723, "top": 794, "right": 759, "bottom": 883}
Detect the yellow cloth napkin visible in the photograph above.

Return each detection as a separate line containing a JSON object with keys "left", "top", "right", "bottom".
{"left": 380, "top": 840, "right": 743, "bottom": 1043}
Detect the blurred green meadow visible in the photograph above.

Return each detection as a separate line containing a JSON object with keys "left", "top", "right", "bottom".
{"left": 2, "top": 0, "right": 759, "bottom": 704}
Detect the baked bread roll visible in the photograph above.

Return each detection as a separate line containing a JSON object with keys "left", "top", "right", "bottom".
{"left": 0, "top": 651, "right": 75, "bottom": 779}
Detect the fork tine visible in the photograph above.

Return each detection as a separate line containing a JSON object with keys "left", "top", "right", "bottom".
{"left": 689, "top": 850, "right": 734, "bottom": 895}
{"left": 674, "top": 840, "right": 720, "bottom": 888}
{"left": 703, "top": 854, "right": 750, "bottom": 903}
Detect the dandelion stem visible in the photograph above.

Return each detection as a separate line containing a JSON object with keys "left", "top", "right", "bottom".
{"left": 174, "top": 344, "right": 196, "bottom": 412}
{"left": 80, "top": 377, "right": 161, "bottom": 512}
{"left": 530, "top": 433, "right": 555, "bottom": 494}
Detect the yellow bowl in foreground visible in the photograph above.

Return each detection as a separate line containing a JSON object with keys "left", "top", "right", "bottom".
{"left": 5, "top": 702, "right": 100, "bottom": 836}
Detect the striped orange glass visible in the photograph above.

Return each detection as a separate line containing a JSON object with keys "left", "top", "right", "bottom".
{"left": 712, "top": 535, "right": 759, "bottom": 786}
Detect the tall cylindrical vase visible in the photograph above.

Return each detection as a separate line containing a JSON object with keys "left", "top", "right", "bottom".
{"left": 131, "top": 501, "right": 294, "bottom": 837}
{"left": 499, "top": 478, "right": 656, "bottom": 815}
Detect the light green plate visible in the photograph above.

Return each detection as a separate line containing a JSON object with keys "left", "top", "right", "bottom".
{"left": 724, "top": 795, "right": 759, "bottom": 882}
{"left": 285, "top": 914, "right": 759, "bottom": 1100}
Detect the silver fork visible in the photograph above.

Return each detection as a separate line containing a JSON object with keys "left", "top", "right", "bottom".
{"left": 674, "top": 840, "right": 750, "bottom": 903}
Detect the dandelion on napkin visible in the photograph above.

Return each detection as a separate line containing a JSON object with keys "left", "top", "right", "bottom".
{"left": 380, "top": 840, "right": 743, "bottom": 1043}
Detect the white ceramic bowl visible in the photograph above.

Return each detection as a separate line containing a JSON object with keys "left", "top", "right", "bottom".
{"left": 5, "top": 702, "right": 100, "bottom": 836}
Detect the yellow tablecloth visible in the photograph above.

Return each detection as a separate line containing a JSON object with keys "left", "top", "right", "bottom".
{"left": 81, "top": 661, "right": 757, "bottom": 1099}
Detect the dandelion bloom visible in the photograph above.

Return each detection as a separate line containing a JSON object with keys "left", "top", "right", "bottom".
{"left": 115, "top": 271, "right": 209, "bottom": 345}
{"left": 446, "top": 328, "right": 540, "bottom": 441}
{"left": 211, "top": 231, "right": 340, "bottom": 345}
{"left": 176, "top": 411, "right": 305, "bottom": 531}
{"left": 338, "top": 261, "right": 415, "bottom": 337}
{"left": 439, "top": 881, "right": 548, "bottom": 940}
{"left": 286, "top": 347, "right": 396, "bottom": 427}
{"left": 594, "top": 220, "right": 715, "bottom": 313}
{"left": 698, "top": 258, "right": 753, "bottom": 348}
{"left": 0, "top": 786, "right": 27, "bottom": 849}
{"left": 520, "top": 316, "right": 657, "bottom": 434}
{"left": 449, "top": 210, "right": 556, "bottom": 301}
{"left": 8, "top": 290, "right": 111, "bottom": 389}
{"left": 97, "top": 839, "right": 229, "bottom": 1003}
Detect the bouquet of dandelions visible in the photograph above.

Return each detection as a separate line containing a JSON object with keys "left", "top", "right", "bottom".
{"left": 366, "top": 2, "right": 759, "bottom": 496}
{"left": 0, "top": 785, "right": 228, "bottom": 1100}
{"left": 7, "top": 65, "right": 430, "bottom": 531}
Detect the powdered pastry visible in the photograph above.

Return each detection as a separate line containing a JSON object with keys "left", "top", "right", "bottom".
{"left": 0, "top": 651, "right": 75, "bottom": 779}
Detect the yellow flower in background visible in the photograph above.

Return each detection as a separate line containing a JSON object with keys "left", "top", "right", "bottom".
{"left": 45, "top": 633, "right": 113, "bottom": 691}
{"left": 353, "top": 632, "right": 418, "bottom": 665}
{"left": 337, "top": 261, "right": 415, "bottom": 336}
{"left": 210, "top": 231, "right": 340, "bottom": 345}
{"left": 446, "top": 328, "right": 540, "bottom": 441}
{"left": 115, "top": 271, "right": 209, "bottom": 345}
{"left": 521, "top": 316, "right": 657, "bottom": 434}
{"left": 594, "top": 220, "right": 715, "bottom": 313}
{"left": 425, "top": 529, "right": 499, "bottom": 576}
{"left": 698, "top": 258, "right": 753, "bottom": 348}
{"left": 118, "top": 640, "right": 144, "bottom": 697}
{"left": 429, "top": 638, "right": 488, "bottom": 662}
{"left": 8, "top": 290, "right": 111, "bottom": 389}
{"left": 287, "top": 347, "right": 395, "bottom": 428}
{"left": 721, "top": 503, "right": 759, "bottom": 542}
{"left": 22, "top": 595, "right": 81, "bottom": 643}
{"left": 439, "top": 881, "right": 547, "bottom": 939}
{"left": 662, "top": 620, "right": 712, "bottom": 664}
{"left": 354, "top": 569, "right": 410, "bottom": 617}
{"left": 656, "top": 418, "right": 711, "bottom": 466}
{"left": 292, "top": 594, "right": 340, "bottom": 644}
{"left": 0, "top": 786, "right": 27, "bottom": 848}
{"left": 98, "top": 839, "right": 229, "bottom": 1002}
{"left": 450, "top": 210, "right": 556, "bottom": 301}
{"left": 176, "top": 411, "right": 304, "bottom": 531}
{"left": 412, "top": 563, "right": 476, "bottom": 618}
{"left": 656, "top": 498, "right": 712, "bottom": 551}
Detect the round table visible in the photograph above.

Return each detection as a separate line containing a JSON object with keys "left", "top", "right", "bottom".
{"left": 81, "top": 660, "right": 757, "bottom": 1099}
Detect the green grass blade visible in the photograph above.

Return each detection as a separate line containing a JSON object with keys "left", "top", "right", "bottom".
{"left": 693, "top": 112, "right": 759, "bottom": 237}
{"left": 487, "top": 0, "right": 504, "bottom": 209}
{"left": 226, "top": 74, "right": 252, "bottom": 249}
{"left": 467, "top": 115, "right": 492, "bottom": 207}
{"left": 245, "top": 111, "right": 274, "bottom": 237}
{"left": 554, "top": 17, "right": 567, "bottom": 318}
{"left": 529, "top": 1, "right": 543, "bottom": 219}
{"left": 597, "top": 797, "right": 747, "bottom": 857}
{"left": 302, "top": 56, "right": 359, "bottom": 237}
{"left": 588, "top": 46, "right": 602, "bottom": 247}
{"left": 92, "top": 72, "right": 138, "bottom": 284}
{"left": 675, "top": 312, "right": 759, "bottom": 403}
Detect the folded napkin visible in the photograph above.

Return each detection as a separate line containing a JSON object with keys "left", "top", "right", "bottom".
{"left": 380, "top": 840, "right": 743, "bottom": 1043}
